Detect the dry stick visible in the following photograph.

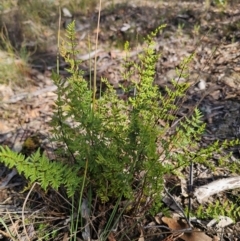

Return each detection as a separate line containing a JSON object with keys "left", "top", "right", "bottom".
{"left": 22, "top": 182, "right": 39, "bottom": 241}
{"left": 7, "top": 212, "right": 16, "bottom": 235}
{"left": 93, "top": 0, "right": 102, "bottom": 109}
{"left": 187, "top": 161, "right": 193, "bottom": 221}
{"left": 0, "top": 212, "right": 18, "bottom": 241}
{"left": 194, "top": 176, "right": 240, "bottom": 203}
{"left": 88, "top": 34, "right": 92, "bottom": 91}
{"left": 57, "top": 6, "right": 61, "bottom": 76}
{"left": 8, "top": 212, "right": 22, "bottom": 241}
{"left": 164, "top": 187, "right": 192, "bottom": 230}
{"left": 0, "top": 230, "right": 16, "bottom": 240}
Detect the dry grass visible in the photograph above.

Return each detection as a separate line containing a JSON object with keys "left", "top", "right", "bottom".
{"left": 0, "top": 0, "right": 100, "bottom": 86}
{"left": 0, "top": 0, "right": 121, "bottom": 86}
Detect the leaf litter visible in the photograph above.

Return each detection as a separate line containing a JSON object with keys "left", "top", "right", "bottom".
{"left": 0, "top": 0, "right": 240, "bottom": 240}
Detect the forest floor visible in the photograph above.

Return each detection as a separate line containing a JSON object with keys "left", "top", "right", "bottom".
{"left": 0, "top": 0, "right": 240, "bottom": 240}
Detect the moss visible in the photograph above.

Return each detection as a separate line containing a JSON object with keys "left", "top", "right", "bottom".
{"left": 21, "top": 134, "right": 41, "bottom": 156}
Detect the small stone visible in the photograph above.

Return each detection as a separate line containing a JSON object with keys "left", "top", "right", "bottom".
{"left": 198, "top": 79, "right": 206, "bottom": 90}
{"left": 62, "top": 7, "right": 72, "bottom": 18}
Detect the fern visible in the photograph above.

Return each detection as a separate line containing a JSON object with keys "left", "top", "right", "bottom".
{"left": 0, "top": 21, "right": 239, "bottom": 217}
{"left": 0, "top": 146, "right": 79, "bottom": 196}
{"left": 193, "top": 199, "right": 240, "bottom": 222}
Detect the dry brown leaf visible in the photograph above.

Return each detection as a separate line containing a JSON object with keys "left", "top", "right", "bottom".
{"left": 182, "top": 231, "right": 214, "bottom": 241}
{"left": 0, "top": 121, "right": 10, "bottom": 133}
{"left": 0, "top": 230, "right": 12, "bottom": 239}
{"left": 138, "top": 227, "right": 145, "bottom": 241}
{"left": 27, "top": 108, "right": 40, "bottom": 119}
{"left": 93, "top": 27, "right": 101, "bottom": 34}
{"left": 108, "top": 231, "right": 117, "bottom": 241}
{"left": 162, "top": 217, "right": 213, "bottom": 241}
{"left": 62, "top": 232, "right": 68, "bottom": 241}
{"left": 162, "top": 217, "right": 188, "bottom": 230}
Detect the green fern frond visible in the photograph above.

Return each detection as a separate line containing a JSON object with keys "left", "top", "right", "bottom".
{"left": 0, "top": 146, "right": 80, "bottom": 196}
{"left": 193, "top": 199, "right": 240, "bottom": 222}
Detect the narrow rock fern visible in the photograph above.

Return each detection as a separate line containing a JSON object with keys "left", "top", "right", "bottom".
{"left": 0, "top": 21, "right": 239, "bottom": 213}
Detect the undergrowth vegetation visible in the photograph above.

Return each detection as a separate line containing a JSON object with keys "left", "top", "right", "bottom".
{"left": 0, "top": 19, "right": 240, "bottom": 240}
{"left": 195, "top": 199, "right": 240, "bottom": 221}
